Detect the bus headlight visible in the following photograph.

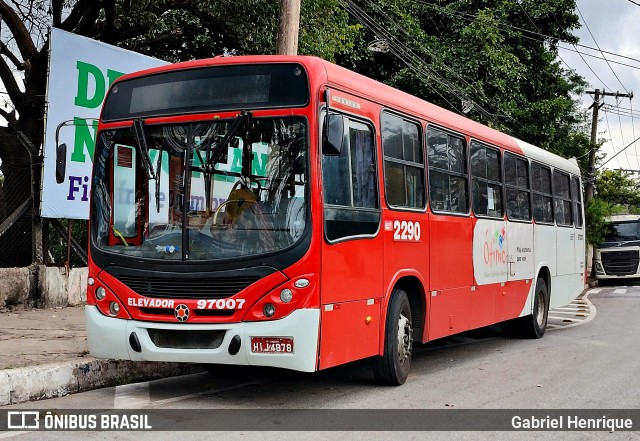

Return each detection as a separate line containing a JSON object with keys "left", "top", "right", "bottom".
{"left": 96, "top": 286, "right": 106, "bottom": 300}
{"left": 109, "top": 302, "right": 121, "bottom": 316}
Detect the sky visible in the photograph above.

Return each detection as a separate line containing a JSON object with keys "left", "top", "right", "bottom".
{"left": 559, "top": 0, "right": 640, "bottom": 172}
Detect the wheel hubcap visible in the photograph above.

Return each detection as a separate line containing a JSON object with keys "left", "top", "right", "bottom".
{"left": 397, "top": 313, "right": 412, "bottom": 366}
{"left": 536, "top": 291, "right": 546, "bottom": 327}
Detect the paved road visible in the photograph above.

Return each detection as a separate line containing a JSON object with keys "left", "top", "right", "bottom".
{"left": 2, "top": 285, "right": 639, "bottom": 440}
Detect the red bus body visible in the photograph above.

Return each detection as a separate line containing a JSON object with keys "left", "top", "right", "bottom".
{"left": 85, "top": 56, "right": 585, "bottom": 383}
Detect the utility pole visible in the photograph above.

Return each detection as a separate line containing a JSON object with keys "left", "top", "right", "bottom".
{"left": 585, "top": 89, "right": 634, "bottom": 204}
{"left": 276, "top": 0, "right": 301, "bottom": 55}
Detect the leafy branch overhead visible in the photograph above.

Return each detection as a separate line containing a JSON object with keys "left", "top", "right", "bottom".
{"left": 0, "top": 0, "right": 598, "bottom": 264}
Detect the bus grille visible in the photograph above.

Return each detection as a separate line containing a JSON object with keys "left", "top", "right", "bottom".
{"left": 116, "top": 275, "right": 259, "bottom": 299}
{"left": 601, "top": 250, "right": 640, "bottom": 276}
{"left": 147, "top": 329, "right": 225, "bottom": 349}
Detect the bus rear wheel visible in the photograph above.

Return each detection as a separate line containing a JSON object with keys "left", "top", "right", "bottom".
{"left": 502, "top": 277, "right": 549, "bottom": 339}
{"left": 372, "top": 289, "right": 413, "bottom": 386}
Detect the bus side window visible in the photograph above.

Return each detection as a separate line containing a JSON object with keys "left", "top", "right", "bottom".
{"left": 381, "top": 112, "right": 425, "bottom": 209}
{"left": 427, "top": 126, "right": 468, "bottom": 214}
{"left": 470, "top": 141, "right": 502, "bottom": 217}
{"left": 553, "top": 170, "right": 573, "bottom": 226}
{"left": 572, "top": 176, "right": 583, "bottom": 228}
{"left": 322, "top": 115, "right": 380, "bottom": 241}
{"left": 531, "top": 163, "right": 553, "bottom": 224}
{"left": 504, "top": 152, "right": 531, "bottom": 221}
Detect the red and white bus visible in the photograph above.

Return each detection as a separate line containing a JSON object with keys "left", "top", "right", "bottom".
{"left": 84, "top": 55, "right": 585, "bottom": 385}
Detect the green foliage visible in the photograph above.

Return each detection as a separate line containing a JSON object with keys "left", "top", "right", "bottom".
{"left": 47, "top": 220, "right": 88, "bottom": 268}
{"left": 127, "top": 0, "right": 358, "bottom": 62}
{"left": 594, "top": 169, "right": 640, "bottom": 207}
{"left": 585, "top": 170, "right": 640, "bottom": 245}
{"left": 585, "top": 198, "right": 613, "bottom": 246}
{"left": 336, "top": 0, "right": 590, "bottom": 162}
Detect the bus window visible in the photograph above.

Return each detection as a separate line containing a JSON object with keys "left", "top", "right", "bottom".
{"left": 572, "top": 176, "right": 583, "bottom": 228}
{"left": 504, "top": 152, "right": 531, "bottom": 221}
{"left": 427, "top": 126, "right": 468, "bottom": 214}
{"left": 470, "top": 141, "right": 502, "bottom": 217}
{"left": 381, "top": 112, "right": 425, "bottom": 209}
{"left": 323, "top": 116, "right": 379, "bottom": 241}
{"left": 531, "top": 163, "right": 553, "bottom": 223}
{"left": 553, "top": 170, "right": 573, "bottom": 226}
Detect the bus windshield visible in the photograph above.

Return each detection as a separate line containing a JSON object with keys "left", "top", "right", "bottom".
{"left": 91, "top": 116, "right": 307, "bottom": 261}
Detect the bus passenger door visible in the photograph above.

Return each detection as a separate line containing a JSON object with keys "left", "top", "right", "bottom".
{"left": 429, "top": 214, "right": 474, "bottom": 338}
{"left": 573, "top": 177, "right": 586, "bottom": 278}
{"left": 318, "top": 115, "right": 383, "bottom": 370}
{"left": 554, "top": 172, "right": 576, "bottom": 307}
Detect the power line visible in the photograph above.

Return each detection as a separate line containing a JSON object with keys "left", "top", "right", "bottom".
{"left": 598, "top": 133, "right": 640, "bottom": 169}
{"left": 522, "top": 8, "right": 585, "bottom": 86}
{"left": 343, "top": 0, "right": 510, "bottom": 131}
{"left": 549, "top": 11, "right": 611, "bottom": 90}
{"left": 575, "top": 5, "right": 629, "bottom": 92}
{"left": 558, "top": 45, "right": 640, "bottom": 71}
{"left": 627, "top": 96, "right": 640, "bottom": 170}
{"left": 413, "top": 0, "right": 640, "bottom": 69}
{"left": 603, "top": 108, "right": 624, "bottom": 169}
{"left": 601, "top": 105, "right": 640, "bottom": 119}
{"left": 358, "top": 0, "right": 510, "bottom": 122}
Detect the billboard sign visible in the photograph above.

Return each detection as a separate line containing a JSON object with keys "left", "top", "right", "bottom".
{"left": 40, "top": 28, "right": 168, "bottom": 219}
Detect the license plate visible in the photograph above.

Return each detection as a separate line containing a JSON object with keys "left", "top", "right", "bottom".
{"left": 250, "top": 337, "right": 294, "bottom": 354}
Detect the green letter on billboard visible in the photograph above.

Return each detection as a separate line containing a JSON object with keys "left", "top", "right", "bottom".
{"left": 75, "top": 61, "right": 105, "bottom": 109}
{"left": 107, "top": 69, "right": 125, "bottom": 87}
{"left": 70, "top": 117, "right": 97, "bottom": 163}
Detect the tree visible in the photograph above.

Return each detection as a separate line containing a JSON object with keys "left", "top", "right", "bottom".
{"left": 337, "top": 0, "right": 592, "bottom": 162}
{"left": 584, "top": 170, "right": 640, "bottom": 245}
{"left": 0, "top": 0, "right": 357, "bottom": 266}
{"left": 594, "top": 169, "right": 640, "bottom": 207}
{"left": 0, "top": 0, "right": 596, "bottom": 266}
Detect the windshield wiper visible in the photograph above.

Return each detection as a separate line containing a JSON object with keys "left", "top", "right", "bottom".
{"left": 201, "top": 111, "right": 252, "bottom": 213}
{"left": 133, "top": 118, "right": 162, "bottom": 212}
{"left": 205, "top": 110, "right": 252, "bottom": 171}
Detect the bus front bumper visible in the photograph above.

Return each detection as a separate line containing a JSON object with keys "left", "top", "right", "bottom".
{"left": 85, "top": 305, "right": 320, "bottom": 372}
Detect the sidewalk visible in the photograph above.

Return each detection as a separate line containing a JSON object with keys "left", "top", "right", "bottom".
{"left": 0, "top": 306, "right": 199, "bottom": 406}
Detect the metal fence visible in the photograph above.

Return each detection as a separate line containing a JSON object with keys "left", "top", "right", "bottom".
{"left": 0, "top": 155, "right": 35, "bottom": 268}
{"left": 0, "top": 134, "right": 87, "bottom": 269}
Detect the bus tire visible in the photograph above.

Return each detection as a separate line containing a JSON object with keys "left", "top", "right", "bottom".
{"left": 502, "top": 277, "right": 549, "bottom": 339}
{"left": 372, "top": 289, "right": 413, "bottom": 386}
{"left": 526, "top": 277, "right": 549, "bottom": 338}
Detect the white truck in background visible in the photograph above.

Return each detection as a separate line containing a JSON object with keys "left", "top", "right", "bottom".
{"left": 593, "top": 214, "right": 640, "bottom": 283}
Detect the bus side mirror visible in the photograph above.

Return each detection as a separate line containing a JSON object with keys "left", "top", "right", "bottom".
{"left": 322, "top": 114, "right": 345, "bottom": 156}
{"left": 55, "top": 143, "right": 67, "bottom": 184}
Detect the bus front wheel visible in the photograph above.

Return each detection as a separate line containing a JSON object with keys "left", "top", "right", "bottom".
{"left": 372, "top": 289, "right": 413, "bottom": 386}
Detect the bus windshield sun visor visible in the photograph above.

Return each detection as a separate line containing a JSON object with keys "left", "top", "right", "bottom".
{"left": 133, "top": 118, "right": 162, "bottom": 212}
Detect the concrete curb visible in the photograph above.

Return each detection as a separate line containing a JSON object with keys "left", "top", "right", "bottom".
{"left": 0, "top": 358, "right": 202, "bottom": 406}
